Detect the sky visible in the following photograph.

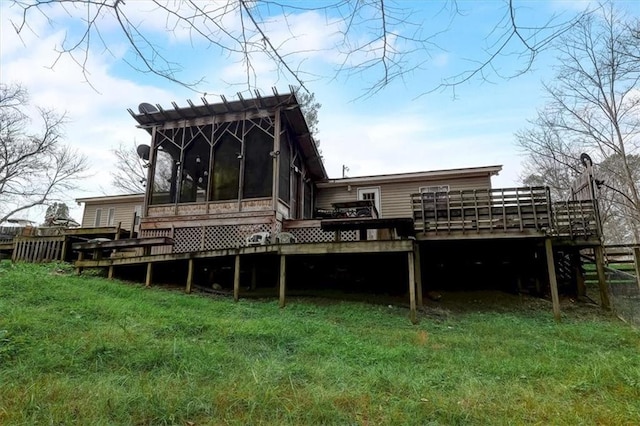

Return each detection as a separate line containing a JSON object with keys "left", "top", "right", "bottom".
{"left": 1, "top": 0, "right": 638, "bottom": 223}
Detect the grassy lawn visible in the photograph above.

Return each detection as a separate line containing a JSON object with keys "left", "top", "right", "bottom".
{"left": 1, "top": 261, "right": 639, "bottom": 425}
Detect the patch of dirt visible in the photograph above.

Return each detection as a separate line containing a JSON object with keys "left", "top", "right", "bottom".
{"left": 420, "top": 290, "right": 612, "bottom": 321}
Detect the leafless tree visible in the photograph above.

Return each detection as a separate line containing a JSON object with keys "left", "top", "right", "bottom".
{"left": 110, "top": 142, "right": 148, "bottom": 194}
{"left": 11, "top": 0, "right": 590, "bottom": 96}
{"left": 0, "top": 83, "right": 89, "bottom": 223}
{"left": 517, "top": 4, "right": 640, "bottom": 243}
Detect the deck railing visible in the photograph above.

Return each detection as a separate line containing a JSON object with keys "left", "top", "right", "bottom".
{"left": 551, "top": 200, "right": 600, "bottom": 239}
{"left": 411, "top": 187, "right": 552, "bottom": 235}
{"left": 411, "top": 186, "right": 604, "bottom": 240}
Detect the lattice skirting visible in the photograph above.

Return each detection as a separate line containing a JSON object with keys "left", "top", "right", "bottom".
{"left": 287, "top": 227, "right": 357, "bottom": 243}
{"left": 142, "top": 223, "right": 278, "bottom": 253}
{"left": 141, "top": 223, "right": 356, "bottom": 253}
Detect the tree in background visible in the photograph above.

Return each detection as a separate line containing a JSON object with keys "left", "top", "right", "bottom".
{"left": 0, "top": 83, "right": 88, "bottom": 224}
{"left": 295, "top": 89, "right": 322, "bottom": 148}
{"left": 11, "top": 1, "right": 591, "bottom": 96}
{"left": 517, "top": 4, "right": 640, "bottom": 244}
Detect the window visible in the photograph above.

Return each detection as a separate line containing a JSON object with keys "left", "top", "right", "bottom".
{"left": 150, "top": 142, "right": 179, "bottom": 205}
{"left": 94, "top": 209, "right": 102, "bottom": 227}
{"left": 243, "top": 126, "right": 273, "bottom": 198}
{"left": 107, "top": 208, "right": 115, "bottom": 226}
{"left": 210, "top": 133, "right": 241, "bottom": 201}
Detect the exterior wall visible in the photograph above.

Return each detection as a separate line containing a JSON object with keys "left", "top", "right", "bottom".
{"left": 316, "top": 175, "right": 492, "bottom": 218}
{"left": 81, "top": 198, "right": 143, "bottom": 230}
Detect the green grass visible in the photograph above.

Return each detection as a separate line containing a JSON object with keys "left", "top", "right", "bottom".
{"left": 1, "top": 261, "right": 639, "bottom": 425}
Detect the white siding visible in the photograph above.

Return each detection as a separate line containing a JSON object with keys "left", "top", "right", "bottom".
{"left": 81, "top": 198, "right": 144, "bottom": 230}
{"left": 316, "top": 175, "right": 492, "bottom": 218}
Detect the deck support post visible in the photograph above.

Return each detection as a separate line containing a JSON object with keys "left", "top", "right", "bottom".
{"left": 574, "top": 252, "right": 586, "bottom": 299}
{"left": 633, "top": 247, "right": 640, "bottom": 291}
{"left": 279, "top": 255, "right": 286, "bottom": 308}
{"left": 544, "top": 238, "right": 561, "bottom": 322}
{"left": 75, "top": 251, "right": 84, "bottom": 275}
{"left": 407, "top": 250, "right": 418, "bottom": 324}
{"left": 234, "top": 254, "right": 241, "bottom": 302}
{"left": 145, "top": 262, "right": 153, "bottom": 288}
{"left": 414, "top": 243, "right": 423, "bottom": 309}
{"left": 251, "top": 262, "right": 257, "bottom": 290}
{"left": 60, "top": 237, "right": 68, "bottom": 262}
{"left": 186, "top": 258, "right": 194, "bottom": 294}
{"left": 594, "top": 245, "right": 611, "bottom": 310}
{"left": 108, "top": 266, "right": 114, "bottom": 279}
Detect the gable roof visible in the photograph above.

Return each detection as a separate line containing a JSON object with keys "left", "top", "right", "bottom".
{"left": 128, "top": 91, "right": 327, "bottom": 180}
{"left": 317, "top": 165, "right": 502, "bottom": 187}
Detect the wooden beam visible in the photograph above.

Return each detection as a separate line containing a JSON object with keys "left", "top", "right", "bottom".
{"left": 408, "top": 250, "right": 418, "bottom": 324}
{"left": 594, "top": 245, "right": 611, "bottom": 310}
{"left": 145, "top": 262, "right": 153, "bottom": 288}
{"left": 73, "top": 240, "right": 415, "bottom": 269}
{"left": 279, "top": 255, "right": 286, "bottom": 308}
{"left": 414, "top": 243, "right": 423, "bottom": 309}
{"left": 233, "top": 254, "right": 241, "bottom": 302}
{"left": 108, "top": 266, "right": 114, "bottom": 280}
{"left": 186, "top": 258, "right": 194, "bottom": 294}
{"left": 544, "top": 238, "right": 561, "bottom": 322}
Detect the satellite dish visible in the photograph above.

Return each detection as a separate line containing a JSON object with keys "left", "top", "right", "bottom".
{"left": 138, "top": 102, "right": 158, "bottom": 114}
{"left": 136, "top": 144, "right": 151, "bottom": 161}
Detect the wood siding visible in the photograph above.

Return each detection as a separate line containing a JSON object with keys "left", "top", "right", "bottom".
{"left": 81, "top": 199, "right": 143, "bottom": 230}
{"left": 316, "top": 175, "right": 491, "bottom": 218}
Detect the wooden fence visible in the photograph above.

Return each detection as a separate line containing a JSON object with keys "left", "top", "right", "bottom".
{"left": 11, "top": 236, "right": 68, "bottom": 263}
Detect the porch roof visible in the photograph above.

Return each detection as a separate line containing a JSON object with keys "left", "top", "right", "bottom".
{"left": 128, "top": 91, "right": 327, "bottom": 180}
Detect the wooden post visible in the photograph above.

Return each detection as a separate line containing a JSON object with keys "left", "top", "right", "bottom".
{"left": 145, "top": 262, "right": 153, "bottom": 288}
{"left": 279, "top": 255, "right": 286, "bottom": 308}
{"left": 129, "top": 212, "right": 136, "bottom": 238}
{"left": 544, "top": 239, "right": 561, "bottom": 322}
{"left": 75, "top": 251, "right": 84, "bottom": 275}
{"left": 574, "top": 253, "right": 586, "bottom": 299}
{"left": 414, "top": 243, "right": 423, "bottom": 308}
{"left": 108, "top": 265, "right": 114, "bottom": 279}
{"left": 233, "top": 254, "right": 241, "bottom": 302}
{"left": 251, "top": 262, "right": 257, "bottom": 290}
{"left": 186, "top": 258, "right": 194, "bottom": 294}
{"left": 272, "top": 108, "right": 281, "bottom": 210}
{"left": 408, "top": 250, "right": 417, "bottom": 324}
{"left": 633, "top": 247, "right": 640, "bottom": 291}
{"left": 594, "top": 245, "right": 611, "bottom": 309}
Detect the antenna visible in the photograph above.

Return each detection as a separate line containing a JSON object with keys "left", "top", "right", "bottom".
{"left": 342, "top": 164, "right": 350, "bottom": 178}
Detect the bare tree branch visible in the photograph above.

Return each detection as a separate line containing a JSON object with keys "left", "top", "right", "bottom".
{"left": 11, "top": 1, "right": 592, "bottom": 97}
{"left": 517, "top": 4, "right": 640, "bottom": 243}
{"left": 0, "top": 83, "right": 89, "bottom": 223}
